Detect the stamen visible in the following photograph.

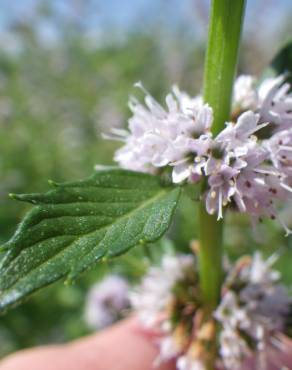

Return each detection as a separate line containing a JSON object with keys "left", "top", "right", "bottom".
{"left": 278, "top": 216, "right": 292, "bottom": 237}
{"left": 267, "top": 250, "right": 283, "bottom": 267}
{"left": 170, "top": 158, "right": 189, "bottom": 166}
{"left": 111, "top": 128, "right": 129, "bottom": 137}
{"left": 280, "top": 182, "right": 292, "bottom": 193}
{"left": 254, "top": 177, "right": 265, "bottom": 186}
{"left": 101, "top": 133, "right": 127, "bottom": 142}
{"left": 254, "top": 168, "right": 279, "bottom": 176}
{"left": 217, "top": 189, "right": 223, "bottom": 220}
{"left": 246, "top": 122, "right": 269, "bottom": 138}
{"left": 134, "top": 81, "right": 149, "bottom": 95}
{"left": 279, "top": 145, "right": 292, "bottom": 152}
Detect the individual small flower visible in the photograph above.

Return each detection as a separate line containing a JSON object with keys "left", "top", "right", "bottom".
{"left": 230, "top": 146, "right": 278, "bottom": 217}
{"left": 177, "top": 354, "right": 205, "bottom": 370}
{"left": 172, "top": 85, "right": 203, "bottom": 115}
{"left": 233, "top": 75, "right": 257, "bottom": 113}
{"left": 215, "top": 111, "right": 267, "bottom": 156}
{"left": 239, "top": 251, "right": 280, "bottom": 284}
{"left": 205, "top": 162, "right": 238, "bottom": 220}
{"left": 214, "top": 291, "right": 250, "bottom": 329}
{"left": 155, "top": 335, "right": 181, "bottom": 364}
{"left": 84, "top": 275, "right": 130, "bottom": 330}
{"left": 258, "top": 75, "right": 292, "bottom": 131}
{"left": 233, "top": 74, "right": 292, "bottom": 132}
{"left": 215, "top": 253, "right": 292, "bottom": 370}
{"left": 265, "top": 128, "right": 292, "bottom": 180}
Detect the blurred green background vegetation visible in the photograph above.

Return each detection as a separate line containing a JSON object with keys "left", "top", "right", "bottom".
{"left": 0, "top": 0, "right": 292, "bottom": 358}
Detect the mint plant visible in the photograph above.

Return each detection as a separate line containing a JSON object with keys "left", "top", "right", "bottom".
{"left": 1, "top": 0, "right": 292, "bottom": 369}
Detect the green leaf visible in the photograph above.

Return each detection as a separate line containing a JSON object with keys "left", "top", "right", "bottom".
{"left": 0, "top": 169, "right": 181, "bottom": 312}
{"left": 263, "top": 41, "right": 292, "bottom": 85}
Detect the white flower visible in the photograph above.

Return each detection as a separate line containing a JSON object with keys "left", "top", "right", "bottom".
{"left": 233, "top": 74, "right": 292, "bottom": 132}
{"left": 130, "top": 254, "right": 194, "bottom": 327}
{"left": 265, "top": 128, "right": 292, "bottom": 179}
{"left": 244, "top": 252, "right": 280, "bottom": 284}
{"left": 177, "top": 355, "right": 205, "bottom": 370}
{"left": 131, "top": 253, "right": 200, "bottom": 369}
{"left": 205, "top": 162, "right": 238, "bottom": 219}
{"left": 219, "top": 328, "right": 250, "bottom": 370}
{"left": 216, "top": 111, "right": 267, "bottom": 156}
{"left": 172, "top": 85, "right": 203, "bottom": 115}
{"left": 258, "top": 75, "right": 292, "bottom": 130}
{"left": 214, "top": 291, "right": 250, "bottom": 329}
{"left": 154, "top": 335, "right": 181, "bottom": 365}
{"left": 113, "top": 83, "right": 213, "bottom": 182}
{"left": 233, "top": 75, "right": 257, "bottom": 111}
{"left": 84, "top": 275, "right": 129, "bottom": 330}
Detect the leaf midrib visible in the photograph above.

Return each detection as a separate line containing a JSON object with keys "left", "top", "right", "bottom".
{"left": 0, "top": 187, "right": 173, "bottom": 293}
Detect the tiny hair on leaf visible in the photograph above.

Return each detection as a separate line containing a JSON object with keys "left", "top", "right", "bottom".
{"left": 0, "top": 168, "right": 181, "bottom": 313}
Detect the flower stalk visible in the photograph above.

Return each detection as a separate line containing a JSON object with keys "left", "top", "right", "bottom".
{"left": 199, "top": 0, "right": 246, "bottom": 367}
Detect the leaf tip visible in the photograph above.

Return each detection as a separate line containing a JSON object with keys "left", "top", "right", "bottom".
{"left": 48, "top": 179, "right": 58, "bottom": 187}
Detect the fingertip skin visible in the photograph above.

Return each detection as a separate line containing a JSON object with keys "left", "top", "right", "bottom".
{"left": 1, "top": 318, "right": 292, "bottom": 370}
{"left": 0, "top": 317, "right": 176, "bottom": 370}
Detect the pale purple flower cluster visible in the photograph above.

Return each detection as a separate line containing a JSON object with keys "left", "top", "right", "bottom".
{"left": 130, "top": 254, "right": 194, "bottom": 328}
{"left": 215, "top": 253, "right": 292, "bottom": 370}
{"left": 130, "top": 254, "right": 199, "bottom": 368}
{"left": 132, "top": 252, "right": 292, "bottom": 370}
{"left": 113, "top": 82, "right": 212, "bottom": 179}
{"left": 84, "top": 275, "right": 130, "bottom": 330}
{"left": 111, "top": 76, "right": 292, "bottom": 231}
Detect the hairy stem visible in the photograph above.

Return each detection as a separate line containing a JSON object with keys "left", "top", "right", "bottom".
{"left": 199, "top": 0, "right": 246, "bottom": 368}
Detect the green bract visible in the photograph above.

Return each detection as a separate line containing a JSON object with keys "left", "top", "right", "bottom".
{"left": 0, "top": 169, "right": 181, "bottom": 312}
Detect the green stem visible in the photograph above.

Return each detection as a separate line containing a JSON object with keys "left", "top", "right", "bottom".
{"left": 199, "top": 0, "right": 246, "bottom": 368}
{"left": 199, "top": 208, "right": 223, "bottom": 308}
{"left": 203, "top": 0, "right": 246, "bottom": 136}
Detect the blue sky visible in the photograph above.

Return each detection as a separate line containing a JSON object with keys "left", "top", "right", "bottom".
{"left": 0, "top": 0, "right": 291, "bottom": 44}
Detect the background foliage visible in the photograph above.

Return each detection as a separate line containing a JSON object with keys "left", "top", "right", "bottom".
{"left": 0, "top": 0, "right": 292, "bottom": 358}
